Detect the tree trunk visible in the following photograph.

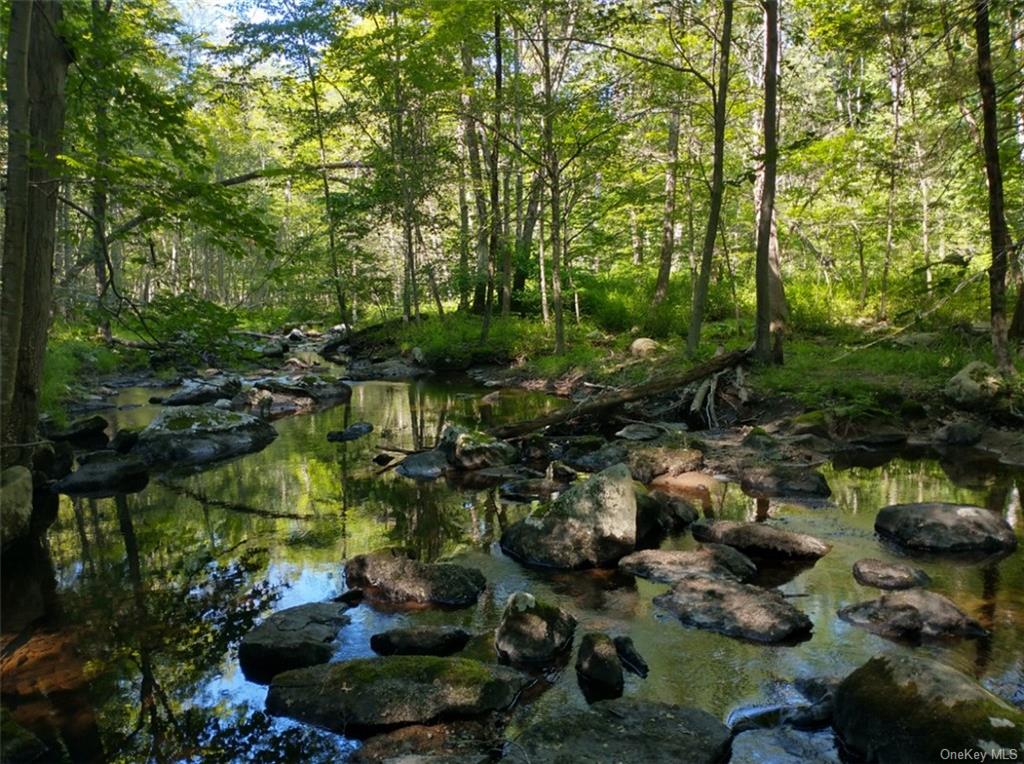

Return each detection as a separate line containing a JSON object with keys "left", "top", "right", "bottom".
{"left": 974, "top": 0, "right": 1014, "bottom": 372}
{"left": 754, "top": 0, "right": 780, "bottom": 364}
{"left": 482, "top": 13, "right": 503, "bottom": 341}
{"left": 457, "top": 143, "right": 471, "bottom": 311}
{"left": 1, "top": 0, "right": 71, "bottom": 467}
{"left": 90, "top": 0, "right": 111, "bottom": 341}
{"left": 879, "top": 47, "right": 903, "bottom": 321}
{"left": 652, "top": 109, "right": 681, "bottom": 306}
{"left": 460, "top": 44, "right": 489, "bottom": 314}
{"left": 512, "top": 171, "right": 543, "bottom": 300}
{"left": 686, "top": 0, "right": 733, "bottom": 354}
{"left": 542, "top": 5, "right": 565, "bottom": 353}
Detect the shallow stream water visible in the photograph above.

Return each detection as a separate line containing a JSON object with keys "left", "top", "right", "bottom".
{"left": 2, "top": 379, "right": 1022, "bottom": 762}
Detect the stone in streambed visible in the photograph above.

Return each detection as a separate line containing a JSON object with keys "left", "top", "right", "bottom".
{"left": 238, "top": 602, "right": 350, "bottom": 684}
{"left": 344, "top": 549, "right": 485, "bottom": 608}
{"left": 370, "top": 626, "right": 472, "bottom": 657}
{"left": 132, "top": 406, "right": 277, "bottom": 467}
{"left": 874, "top": 502, "right": 1017, "bottom": 556}
{"left": 266, "top": 656, "right": 529, "bottom": 737}
{"left": 618, "top": 545, "right": 757, "bottom": 584}
{"left": 395, "top": 449, "right": 450, "bottom": 480}
{"left": 163, "top": 375, "right": 241, "bottom": 406}
{"left": 852, "top": 558, "right": 930, "bottom": 590}
{"left": 692, "top": 520, "right": 831, "bottom": 560}
{"left": 438, "top": 425, "right": 518, "bottom": 471}
{"left": 575, "top": 633, "right": 623, "bottom": 702}
{"left": 494, "top": 592, "right": 576, "bottom": 666}
{"left": 837, "top": 589, "right": 986, "bottom": 641}
{"left": 612, "top": 636, "right": 648, "bottom": 678}
{"left": 327, "top": 422, "right": 373, "bottom": 442}
{"left": 41, "top": 414, "right": 109, "bottom": 448}
{"left": 740, "top": 466, "right": 831, "bottom": 499}
{"left": 53, "top": 451, "right": 148, "bottom": 497}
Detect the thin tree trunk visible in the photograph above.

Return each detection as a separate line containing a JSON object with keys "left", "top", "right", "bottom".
{"left": 457, "top": 142, "right": 471, "bottom": 311}
{"left": 630, "top": 208, "right": 643, "bottom": 265}
{"left": 539, "top": 193, "right": 550, "bottom": 323}
{"left": 542, "top": 5, "right": 565, "bottom": 353}
{"left": 754, "top": 0, "right": 780, "bottom": 363}
{"left": 879, "top": 38, "right": 904, "bottom": 321}
{"left": 91, "top": 0, "right": 111, "bottom": 341}
{"left": 652, "top": 109, "right": 681, "bottom": 306}
{"left": 460, "top": 44, "right": 489, "bottom": 314}
{"left": 974, "top": 0, "right": 1014, "bottom": 372}
{"left": 482, "top": 12, "right": 503, "bottom": 342}
{"left": 687, "top": 0, "right": 733, "bottom": 354}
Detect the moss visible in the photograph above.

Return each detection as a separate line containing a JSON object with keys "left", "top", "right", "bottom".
{"left": 792, "top": 410, "right": 828, "bottom": 426}
{"left": 325, "top": 656, "right": 496, "bottom": 687}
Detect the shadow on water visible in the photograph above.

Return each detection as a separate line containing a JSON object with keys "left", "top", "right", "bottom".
{"left": 2, "top": 379, "right": 1022, "bottom": 761}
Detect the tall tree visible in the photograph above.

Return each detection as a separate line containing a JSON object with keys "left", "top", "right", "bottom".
{"left": 651, "top": 108, "right": 680, "bottom": 306}
{"left": 541, "top": 1, "right": 566, "bottom": 353}
{"left": 481, "top": 11, "right": 503, "bottom": 341}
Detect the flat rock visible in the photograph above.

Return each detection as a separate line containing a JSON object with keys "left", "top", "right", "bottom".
{"left": 370, "top": 626, "right": 472, "bottom": 657}
{"left": 494, "top": 592, "right": 576, "bottom": 666}
{"left": 346, "top": 358, "right": 431, "bottom": 381}
{"left": 619, "top": 545, "right": 757, "bottom": 584}
{"left": 874, "top": 502, "right": 1017, "bottom": 556}
{"left": 53, "top": 451, "right": 149, "bottom": 497}
{"left": 837, "top": 589, "right": 986, "bottom": 641}
{"left": 163, "top": 375, "right": 241, "bottom": 406}
{"left": 834, "top": 653, "right": 1024, "bottom": 762}
{"left": 266, "top": 656, "right": 529, "bottom": 737}
{"left": 438, "top": 426, "right": 518, "bottom": 471}
{"left": 344, "top": 549, "right": 486, "bottom": 608}
{"left": 692, "top": 520, "right": 831, "bottom": 560}
{"left": 133, "top": 406, "right": 277, "bottom": 467}
{"left": 239, "top": 602, "right": 350, "bottom": 683}
{"left": 730, "top": 727, "right": 841, "bottom": 764}
{"left": 653, "top": 574, "right": 813, "bottom": 643}
{"left": 575, "top": 633, "right": 623, "bottom": 702}
{"left": 740, "top": 467, "right": 831, "bottom": 499}
{"left": 852, "top": 558, "right": 930, "bottom": 590}
{"left": 504, "top": 698, "right": 730, "bottom": 764}
{"left": 636, "top": 490, "right": 698, "bottom": 543}
{"left": 41, "top": 415, "right": 109, "bottom": 447}
{"left": 396, "top": 450, "right": 450, "bottom": 481}
{"left": 615, "top": 423, "right": 662, "bottom": 441}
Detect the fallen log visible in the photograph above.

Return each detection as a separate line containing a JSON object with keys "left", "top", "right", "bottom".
{"left": 488, "top": 350, "right": 748, "bottom": 439}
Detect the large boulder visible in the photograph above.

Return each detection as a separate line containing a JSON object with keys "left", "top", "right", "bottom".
{"left": 837, "top": 589, "right": 986, "bottom": 641}
{"left": 944, "top": 361, "right": 1004, "bottom": 408}
{"left": 370, "top": 626, "right": 472, "bottom": 657}
{"left": 41, "top": 414, "right": 109, "bottom": 448}
{"left": 562, "top": 440, "right": 703, "bottom": 483}
{"left": 575, "top": 633, "right": 623, "bottom": 702}
{"left": 653, "top": 574, "right": 813, "bottom": 643}
{"left": 494, "top": 592, "right": 576, "bottom": 666}
{"left": 344, "top": 549, "right": 486, "bottom": 608}
{"left": 630, "top": 338, "right": 660, "bottom": 358}
{"left": 438, "top": 426, "right": 518, "bottom": 471}
{"left": 692, "top": 520, "right": 831, "bottom": 560}
{"left": 253, "top": 374, "right": 352, "bottom": 403}
{"left": 619, "top": 545, "right": 757, "bottom": 584}
{"left": 740, "top": 466, "right": 831, "bottom": 500}
{"left": 395, "top": 450, "right": 451, "bottom": 480}
{"left": 345, "top": 358, "right": 431, "bottom": 381}
{"left": 266, "top": 656, "right": 529, "bottom": 737}
{"left": 238, "top": 602, "right": 351, "bottom": 683}
{"left": 1, "top": 467, "right": 34, "bottom": 552}
{"left": 851, "top": 558, "right": 930, "bottom": 590}
{"left": 53, "top": 451, "right": 149, "bottom": 497}
{"left": 875, "top": 502, "right": 1017, "bottom": 556}
{"left": 504, "top": 698, "right": 731, "bottom": 764}
{"left": 500, "top": 464, "right": 637, "bottom": 569}
{"left": 163, "top": 375, "right": 241, "bottom": 406}
{"left": 133, "top": 406, "right": 277, "bottom": 467}
{"left": 834, "top": 653, "right": 1024, "bottom": 763}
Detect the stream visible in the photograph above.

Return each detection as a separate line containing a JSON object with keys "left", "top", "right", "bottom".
{"left": 2, "top": 378, "right": 1022, "bottom": 762}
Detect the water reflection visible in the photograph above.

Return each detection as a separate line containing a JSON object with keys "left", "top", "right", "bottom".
{"left": 2, "top": 380, "right": 1021, "bottom": 762}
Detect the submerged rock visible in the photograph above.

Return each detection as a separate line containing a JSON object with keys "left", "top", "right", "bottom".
{"left": 730, "top": 727, "right": 841, "bottom": 764}
{"left": 395, "top": 450, "right": 450, "bottom": 481}
{"left": 692, "top": 520, "right": 831, "bottom": 560}
{"left": 575, "top": 633, "right": 623, "bottom": 702}
{"left": 834, "top": 653, "right": 1024, "bottom": 762}
{"left": 163, "top": 375, "right": 241, "bottom": 406}
{"left": 653, "top": 574, "right": 813, "bottom": 643}
{"left": 327, "top": 422, "right": 374, "bottom": 442}
{"left": 53, "top": 451, "right": 149, "bottom": 497}
{"left": 505, "top": 698, "right": 730, "bottom": 764}
{"left": 500, "top": 464, "right": 637, "bottom": 569}
{"left": 837, "top": 589, "right": 986, "bottom": 641}
{"left": 266, "top": 656, "right": 529, "bottom": 737}
{"left": 133, "top": 406, "right": 277, "bottom": 467}
{"left": 851, "top": 558, "right": 930, "bottom": 590}
{"left": 619, "top": 545, "right": 757, "bottom": 584}
{"left": 494, "top": 592, "right": 576, "bottom": 666}
{"left": 370, "top": 626, "right": 472, "bottom": 657}
{"left": 344, "top": 549, "right": 486, "bottom": 608}
{"left": 612, "top": 636, "right": 648, "bottom": 678}
{"left": 874, "top": 502, "right": 1017, "bottom": 556}
{"left": 740, "top": 466, "right": 831, "bottom": 499}
{"left": 439, "top": 426, "right": 518, "bottom": 471}
{"left": 238, "top": 602, "right": 351, "bottom": 683}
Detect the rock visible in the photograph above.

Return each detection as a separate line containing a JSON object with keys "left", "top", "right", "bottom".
{"left": 396, "top": 450, "right": 450, "bottom": 480}
{"left": 936, "top": 420, "right": 983, "bottom": 446}
{"left": 346, "top": 358, "right": 431, "bottom": 381}
{"left": 286, "top": 328, "right": 306, "bottom": 342}
{"left": 629, "top": 338, "right": 660, "bottom": 358}
{"left": 626, "top": 444, "right": 704, "bottom": 483}
{"left": 834, "top": 653, "right": 1024, "bottom": 763}
{"left": 730, "top": 727, "right": 841, "bottom": 764}
{"left": 212, "top": 398, "right": 232, "bottom": 410}
{"left": 1, "top": 467, "right": 34, "bottom": 552}
{"left": 875, "top": 502, "right": 1017, "bottom": 556}
{"left": 505, "top": 698, "right": 731, "bottom": 764}
{"left": 163, "top": 375, "right": 242, "bottom": 406}
{"left": 1, "top": 707, "right": 50, "bottom": 763}
{"left": 612, "top": 636, "right": 648, "bottom": 678}
{"left": 410, "top": 346, "right": 427, "bottom": 365}
{"left": 108, "top": 428, "right": 140, "bottom": 454}
{"left": 636, "top": 489, "right": 698, "bottom": 543}
{"left": 31, "top": 441, "right": 73, "bottom": 482}
{"left": 327, "top": 422, "right": 374, "bottom": 442}
{"left": 499, "top": 478, "right": 566, "bottom": 502}
{"left": 133, "top": 406, "right": 277, "bottom": 467}
{"left": 258, "top": 340, "right": 286, "bottom": 358}
{"left": 615, "top": 423, "right": 662, "bottom": 441}
{"left": 562, "top": 441, "right": 628, "bottom": 473}
{"left": 692, "top": 520, "right": 832, "bottom": 560}
{"left": 344, "top": 549, "right": 486, "bottom": 608}
{"left": 370, "top": 626, "right": 472, "bottom": 657}
{"left": 790, "top": 410, "right": 831, "bottom": 439}
{"left": 653, "top": 574, "right": 813, "bottom": 643}
{"left": 852, "top": 558, "right": 930, "bottom": 590}
{"left": 740, "top": 467, "right": 831, "bottom": 499}
{"left": 438, "top": 426, "right": 518, "bottom": 471}
{"left": 254, "top": 375, "right": 352, "bottom": 403}
{"left": 373, "top": 453, "right": 395, "bottom": 467}
{"left": 849, "top": 427, "right": 907, "bottom": 448}
{"left": 494, "top": 592, "right": 576, "bottom": 666}
{"left": 575, "top": 633, "right": 623, "bottom": 702}
{"left": 53, "top": 451, "right": 149, "bottom": 497}
{"left": 238, "top": 602, "right": 351, "bottom": 683}
{"left": 266, "top": 656, "right": 528, "bottom": 737}
{"left": 500, "top": 464, "right": 637, "bottom": 569}
{"left": 945, "top": 361, "right": 1004, "bottom": 408}
{"left": 619, "top": 545, "right": 757, "bottom": 584}
{"left": 837, "top": 589, "right": 986, "bottom": 641}
{"left": 892, "top": 331, "right": 940, "bottom": 348}
{"left": 41, "top": 414, "right": 109, "bottom": 447}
